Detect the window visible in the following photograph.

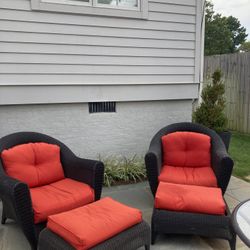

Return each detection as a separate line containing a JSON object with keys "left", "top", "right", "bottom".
{"left": 97, "top": 0, "right": 139, "bottom": 10}
{"left": 42, "top": 0, "right": 138, "bottom": 9}
{"left": 31, "top": 0, "right": 148, "bottom": 19}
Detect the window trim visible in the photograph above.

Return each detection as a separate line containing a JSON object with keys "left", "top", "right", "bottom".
{"left": 95, "top": 0, "right": 140, "bottom": 12}
{"left": 42, "top": 0, "right": 92, "bottom": 7}
{"left": 31, "top": 0, "right": 148, "bottom": 19}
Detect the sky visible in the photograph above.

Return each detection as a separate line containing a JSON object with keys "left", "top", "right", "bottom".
{"left": 212, "top": 0, "right": 250, "bottom": 40}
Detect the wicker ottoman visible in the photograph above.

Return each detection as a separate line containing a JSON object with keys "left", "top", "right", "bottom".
{"left": 39, "top": 220, "right": 150, "bottom": 250}
{"left": 152, "top": 208, "right": 235, "bottom": 250}
{"left": 151, "top": 182, "right": 236, "bottom": 250}
{"left": 38, "top": 198, "right": 150, "bottom": 250}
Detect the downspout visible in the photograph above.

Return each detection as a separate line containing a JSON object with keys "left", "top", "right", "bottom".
{"left": 198, "top": 0, "right": 206, "bottom": 104}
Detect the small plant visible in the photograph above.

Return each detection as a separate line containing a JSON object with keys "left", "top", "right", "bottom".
{"left": 100, "top": 155, "right": 147, "bottom": 187}
{"left": 193, "top": 69, "right": 228, "bottom": 132}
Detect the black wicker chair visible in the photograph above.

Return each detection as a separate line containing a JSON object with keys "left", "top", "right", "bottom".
{"left": 0, "top": 132, "right": 104, "bottom": 250}
{"left": 145, "top": 122, "right": 236, "bottom": 250}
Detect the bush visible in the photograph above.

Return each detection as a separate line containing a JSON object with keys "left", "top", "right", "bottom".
{"left": 193, "top": 69, "right": 228, "bottom": 132}
{"left": 100, "top": 155, "right": 147, "bottom": 187}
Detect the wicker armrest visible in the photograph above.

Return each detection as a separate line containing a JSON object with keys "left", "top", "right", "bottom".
{"left": 62, "top": 156, "right": 104, "bottom": 200}
{"left": 0, "top": 172, "right": 19, "bottom": 196}
{"left": 145, "top": 136, "right": 163, "bottom": 196}
{"left": 0, "top": 172, "right": 37, "bottom": 247}
{"left": 212, "top": 148, "right": 234, "bottom": 194}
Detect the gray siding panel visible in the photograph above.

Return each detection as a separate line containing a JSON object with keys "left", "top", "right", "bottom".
{"left": 0, "top": 9, "right": 196, "bottom": 32}
{"left": 0, "top": 75, "right": 194, "bottom": 84}
{"left": 0, "top": 54, "right": 195, "bottom": 66}
{"left": 148, "top": 12, "right": 195, "bottom": 23}
{"left": 0, "top": 42, "right": 195, "bottom": 57}
{"left": 0, "top": 20, "right": 196, "bottom": 40}
{"left": 1, "top": 64, "right": 194, "bottom": 75}
{"left": 0, "top": 0, "right": 201, "bottom": 103}
{"left": 0, "top": 31, "right": 195, "bottom": 49}
{"left": 149, "top": 3, "right": 196, "bottom": 15}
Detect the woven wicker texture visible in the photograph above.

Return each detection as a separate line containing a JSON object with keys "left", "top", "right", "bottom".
{"left": 0, "top": 132, "right": 104, "bottom": 250}
{"left": 145, "top": 122, "right": 234, "bottom": 196}
{"left": 145, "top": 122, "right": 236, "bottom": 250}
{"left": 38, "top": 221, "right": 150, "bottom": 250}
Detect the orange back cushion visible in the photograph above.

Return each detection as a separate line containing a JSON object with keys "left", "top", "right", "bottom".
{"left": 162, "top": 131, "right": 211, "bottom": 167}
{"left": 1, "top": 142, "right": 65, "bottom": 188}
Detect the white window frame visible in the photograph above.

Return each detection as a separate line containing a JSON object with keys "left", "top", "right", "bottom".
{"left": 42, "top": 0, "right": 92, "bottom": 7}
{"left": 31, "top": 0, "right": 148, "bottom": 19}
{"left": 94, "top": 0, "right": 140, "bottom": 11}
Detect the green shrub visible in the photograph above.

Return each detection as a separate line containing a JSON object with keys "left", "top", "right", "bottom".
{"left": 100, "top": 155, "right": 147, "bottom": 187}
{"left": 193, "top": 69, "right": 228, "bottom": 132}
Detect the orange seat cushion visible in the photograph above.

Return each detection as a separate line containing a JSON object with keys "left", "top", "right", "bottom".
{"left": 47, "top": 197, "right": 142, "bottom": 250}
{"left": 162, "top": 132, "right": 211, "bottom": 167}
{"left": 1, "top": 142, "right": 65, "bottom": 188}
{"left": 155, "top": 182, "right": 225, "bottom": 215}
{"left": 30, "top": 178, "right": 94, "bottom": 224}
{"left": 159, "top": 165, "right": 217, "bottom": 187}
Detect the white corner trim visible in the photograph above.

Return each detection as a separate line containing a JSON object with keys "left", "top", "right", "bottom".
{"left": 194, "top": 0, "right": 203, "bottom": 84}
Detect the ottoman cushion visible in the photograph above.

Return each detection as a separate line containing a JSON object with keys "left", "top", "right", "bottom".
{"left": 47, "top": 197, "right": 142, "bottom": 250}
{"left": 155, "top": 182, "right": 225, "bottom": 215}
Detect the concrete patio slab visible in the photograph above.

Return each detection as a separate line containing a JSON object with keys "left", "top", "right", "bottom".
{"left": 0, "top": 176, "right": 249, "bottom": 250}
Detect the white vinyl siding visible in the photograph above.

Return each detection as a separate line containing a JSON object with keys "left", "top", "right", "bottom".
{"left": 0, "top": 0, "right": 202, "bottom": 104}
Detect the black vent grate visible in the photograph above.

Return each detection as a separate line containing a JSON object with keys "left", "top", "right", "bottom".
{"left": 88, "top": 102, "right": 116, "bottom": 113}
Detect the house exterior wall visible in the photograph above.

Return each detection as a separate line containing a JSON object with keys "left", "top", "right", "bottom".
{"left": 0, "top": 100, "right": 192, "bottom": 158}
{"left": 0, "top": 0, "right": 204, "bottom": 158}
{"left": 0, "top": 0, "right": 203, "bottom": 104}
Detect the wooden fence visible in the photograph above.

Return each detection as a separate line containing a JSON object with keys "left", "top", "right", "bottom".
{"left": 204, "top": 52, "right": 250, "bottom": 133}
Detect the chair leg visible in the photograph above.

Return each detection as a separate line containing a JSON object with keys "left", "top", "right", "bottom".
{"left": 145, "top": 244, "right": 150, "bottom": 250}
{"left": 1, "top": 208, "right": 7, "bottom": 225}
{"left": 25, "top": 235, "right": 37, "bottom": 250}
{"left": 229, "top": 233, "right": 236, "bottom": 250}
{"left": 151, "top": 227, "right": 157, "bottom": 245}
{"left": 20, "top": 223, "right": 38, "bottom": 250}
{"left": 151, "top": 218, "right": 157, "bottom": 245}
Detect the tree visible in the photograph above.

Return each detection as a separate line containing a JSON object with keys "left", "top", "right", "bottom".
{"left": 205, "top": 1, "right": 248, "bottom": 56}
{"left": 239, "top": 41, "right": 250, "bottom": 52}
{"left": 193, "top": 69, "right": 227, "bottom": 132}
{"left": 226, "top": 16, "right": 248, "bottom": 53}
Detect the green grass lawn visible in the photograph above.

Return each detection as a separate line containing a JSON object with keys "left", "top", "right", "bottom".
{"left": 229, "top": 132, "right": 250, "bottom": 182}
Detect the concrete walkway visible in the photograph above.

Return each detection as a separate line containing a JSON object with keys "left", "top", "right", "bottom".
{"left": 0, "top": 176, "right": 249, "bottom": 250}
